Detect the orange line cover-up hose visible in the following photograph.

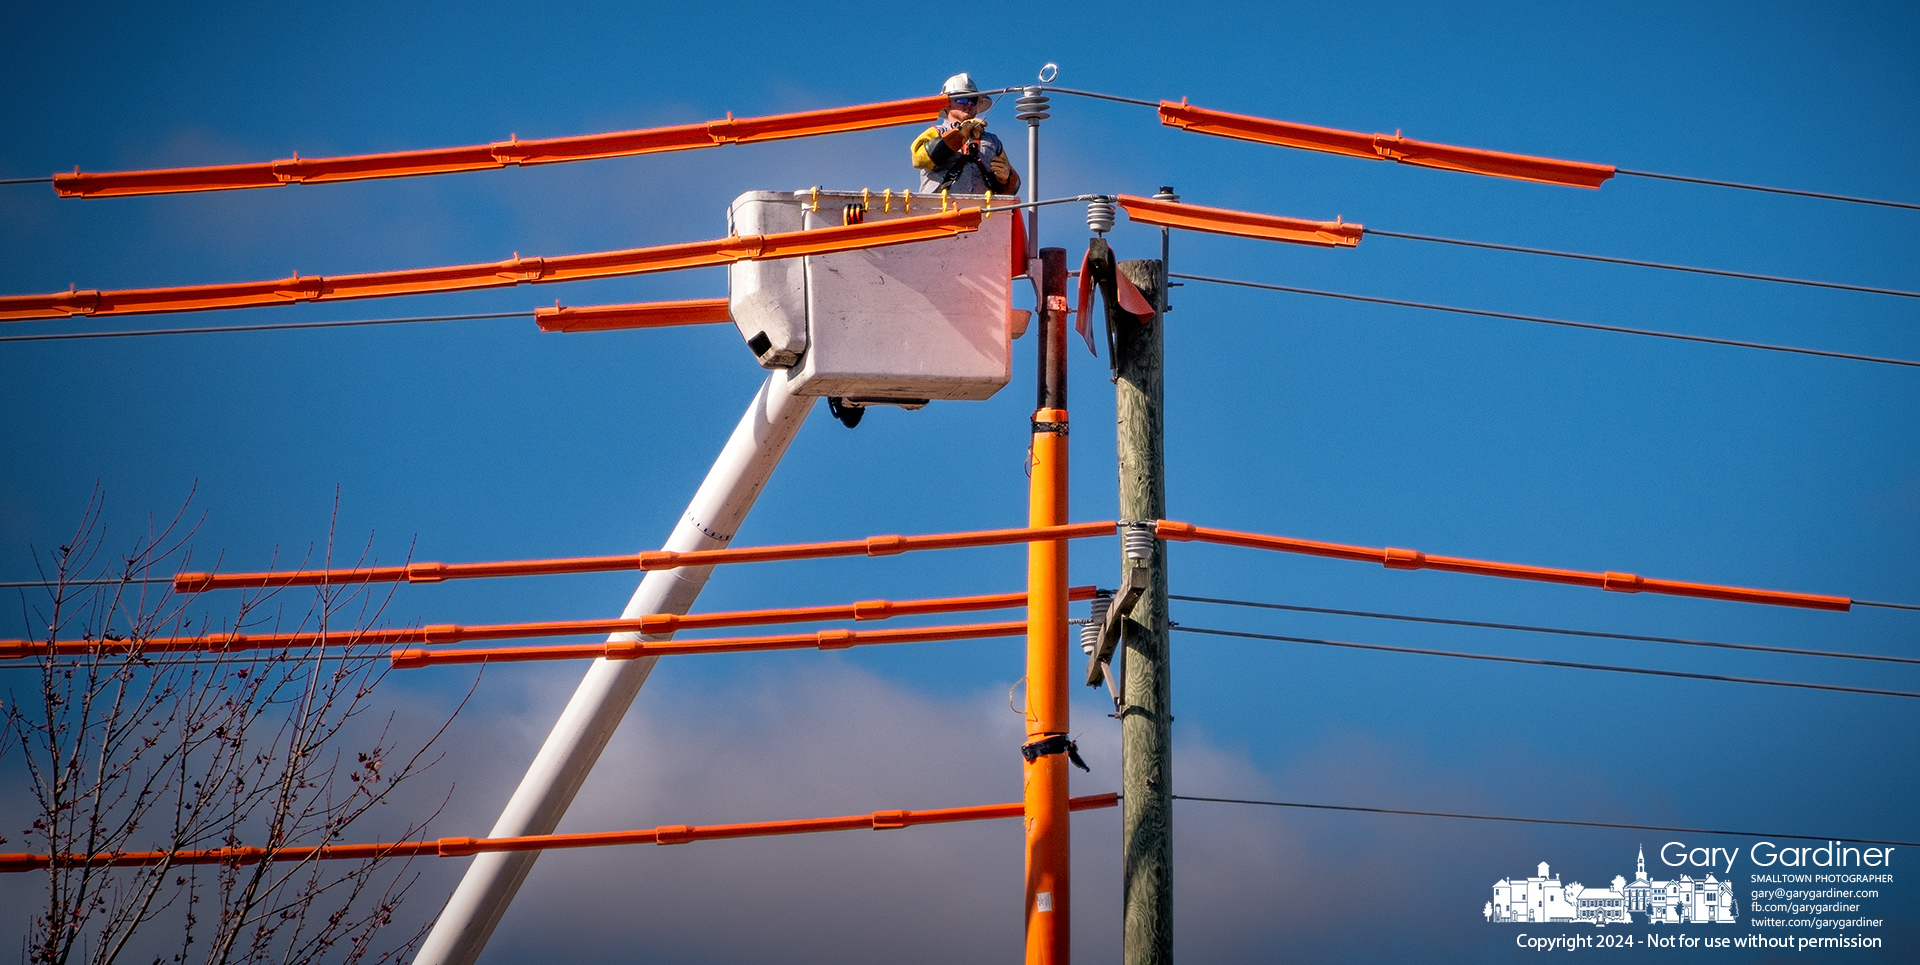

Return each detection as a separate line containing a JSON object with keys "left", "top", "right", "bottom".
{"left": 0, "top": 587, "right": 1098, "bottom": 660}
{"left": 1159, "top": 100, "right": 1616, "bottom": 189}
{"left": 388, "top": 620, "right": 1030, "bottom": 668}
{"left": 170, "top": 522, "right": 1120, "bottom": 593}
{"left": 1115, "top": 194, "right": 1363, "bottom": 247}
{"left": 534, "top": 298, "right": 732, "bottom": 332}
{"left": 0, "top": 207, "right": 983, "bottom": 322}
{"left": 1156, "top": 521, "right": 1849, "bottom": 611}
{"left": 158, "top": 519, "right": 1847, "bottom": 612}
{"left": 50, "top": 95, "right": 949, "bottom": 198}
{"left": 0, "top": 793, "right": 1121, "bottom": 872}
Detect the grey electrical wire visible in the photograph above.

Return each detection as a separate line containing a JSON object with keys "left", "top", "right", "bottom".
{"left": 1171, "top": 594, "right": 1920, "bottom": 666}
{"left": 0, "top": 651, "right": 383, "bottom": 670}
{"left": 1175, "top": 625, "right": 1920, "bottom": 699}
{"left": 1, "top": 577, "right": 175, "bottom": 587}
{"left": 1023, "top": 86, "right": 1920, "bottom": 213}
{"left": 1857, "top": 599, "right": 1920, "bottom": 612}
{"left": 0, "top": 176, "right": 54, "bottom": 185}
{"left": 1039, "top": 86, "right": 1162, "bottom": 109}
{"left": 1617, "top": 169, "right": 1920, "bottom": 212}
{"left": 0, "top": 310, "right": 534, "bottom": 343}
{"left": 1045, "top": 90, "right": 1920, "bottom": 214}
{"left": 0, "top": 195, "right": 1099, "bottom": 345}
{"left": 1363, "top": 228, "right": 1920, "bottom": 299}
{"left": 1170, "top": 795, "right": 1919, "bottom": 848}
{"left": 1170, "top": 271, "right": 1920, "bottom": 368}
{"left": 1023, "top": 88, "right": 1920, "bottom": 212}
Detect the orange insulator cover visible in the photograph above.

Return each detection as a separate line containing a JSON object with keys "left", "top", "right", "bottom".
{"left": 0, "top": 208, "right": 982, "bottom": 322}
{"left": 1116, "top": 194, "right": 1362, "bottom": 248}
{"left": 50, "top": 96, "right": 948, "bottom": 199}
{"left": 535, "top": 298, "right": 732, "bottom": 333}
{"left": 1158, "top": 101, "right": 1616, "bottom": 189}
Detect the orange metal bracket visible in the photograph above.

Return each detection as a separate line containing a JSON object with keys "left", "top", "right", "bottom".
{"left": 0, "top": 792, "right": 1120, "bottom": 872}
{"left": 1116, "top": 194, "right": 1363, "bottom": 248}
{"left": 1157, "top": 521, "right": 1851, "bottom": 611}
{"left": 389, "top": 619, "right": 1030, "bottom": 668}
{"left": 51, "top": 96, "right": 948, "bottom": 199}
{"left": 535, "top": 298, "right": 731, "bottom": 333}
{"left": 171, "top": 521, "right": 1118, "bottom": 593}
{"left": 0, "top": 587, "right": 1097, "bottom": 660}
{"left": 1158, "top": 101, "right": 1616, "bottom": 189}
{"left": 0, "top": 208, "right": 981, "bottom": 322}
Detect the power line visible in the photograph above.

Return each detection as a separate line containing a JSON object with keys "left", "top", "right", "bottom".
{"left": 0, "top": 651, "right": 384, "bottom": 671}
{"left": 1036, "top": 87, "right": 1920, "bottom": 212}
{"left": 1618, "top": 169, "right": 1920, "bottom": 212}
{"left": 1364, "top": 228, "right": 1920, "bottom": 299}
{"left": 1174, "top": 625, "right": 1920, "bottom": 699}
{"left": 1858, "top": 599, "right": 1920, "bottom": 612}
{"left": 1170, "top": 272, "right": 1920, "bottom": 368}
{"left": 1039, "top": 86, "right": 1162, "bottom": 109}
{"left": 8, "top": 88, "right": 1914, "bottom": 217}
{"left": 1170, "top": 795, "right": 1919, "bottom": 848}
{"left": 1, "top": 577, "right": 174, "bottom": 588}
{"left": 0, "top": 310, "right": 533, "bottom": 343}
{"left": 1171, "top": 594, "right": 1920, "bottom": 666}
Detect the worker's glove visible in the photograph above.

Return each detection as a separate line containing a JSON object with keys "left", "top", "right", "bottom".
{"left": 989, "top": 152, "right": 1014, "bottom": 189}
{"left": 940, "top": 117, "right": 987, "bottom": 151}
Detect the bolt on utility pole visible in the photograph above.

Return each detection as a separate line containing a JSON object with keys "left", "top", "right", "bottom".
{"left": 1117, "top": 188, "right": 1174, "bottom": 965}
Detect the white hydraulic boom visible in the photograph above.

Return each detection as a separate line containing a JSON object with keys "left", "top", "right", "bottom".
{"left": 416, "top": 372, "right": 816, "bottom": 965}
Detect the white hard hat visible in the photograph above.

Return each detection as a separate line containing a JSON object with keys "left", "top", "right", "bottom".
{"left": 940, "top": 73, "right": 992, "bottom": 112}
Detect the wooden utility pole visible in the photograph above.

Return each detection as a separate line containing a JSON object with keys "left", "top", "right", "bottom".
{"left": 1112, "top": 248, "right": 1170, "bottom": 964}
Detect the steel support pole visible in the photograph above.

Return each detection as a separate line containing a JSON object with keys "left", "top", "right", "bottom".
{"left": 415, "top": 373, "right": 816, "bottom": 965}
{"left": 1024, "top": 87, "right": 1042, "bottom": 261}
{"left": 1025, "top": 247, "right": 1071, "bottom": 965}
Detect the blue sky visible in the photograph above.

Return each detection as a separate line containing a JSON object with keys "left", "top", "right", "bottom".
{"left": 2, "top": 1, "right": 1916, "bottom": 961}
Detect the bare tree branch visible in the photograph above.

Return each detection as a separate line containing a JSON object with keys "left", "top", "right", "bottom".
{"left": 4, "top": 489, "right": 464, "bottom": 965}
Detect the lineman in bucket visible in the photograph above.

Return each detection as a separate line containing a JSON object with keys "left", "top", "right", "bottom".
{"left": 910, "top": 73, "right": 1022, "bottom": 195}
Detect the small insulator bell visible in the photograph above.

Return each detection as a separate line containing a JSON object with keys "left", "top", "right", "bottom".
{"left": 1015, "top": 87, "right": 1051, "bottom": 122}
{"left": 1081, "top": 590, "right": 1113, "bottom": 656}
{"left": 1086, "top": 198, "right": 1115, "bottom": 235}
{"left": 1123, "top": 524, "right": 1155, "bottom": 562}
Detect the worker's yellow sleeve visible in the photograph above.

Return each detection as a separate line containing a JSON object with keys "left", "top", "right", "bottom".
{"left": 910, "top": 126, "right": 942, "bottom": 171}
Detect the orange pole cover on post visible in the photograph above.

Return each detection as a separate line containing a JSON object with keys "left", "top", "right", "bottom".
{"left": 51, "top": 96, "right": 948, "bottom": 199}
{"left": 1116, "top": 194, "right": 1363, "bottom": 248}
{"left": 1158, "top": 100, "right": 1616, "bottom": 189}
{"left": 0, "top": 208, "right": 983, "bottom": 323}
